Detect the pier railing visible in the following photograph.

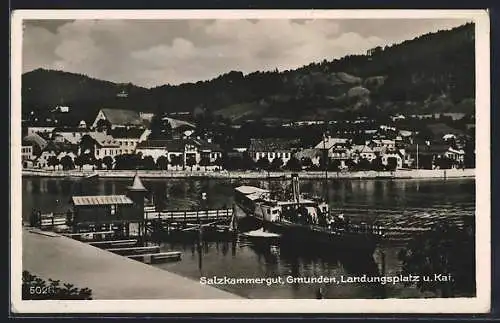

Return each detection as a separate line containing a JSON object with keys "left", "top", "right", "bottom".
{"left": 144, "top": 208, "right": 233, "bottom": 223}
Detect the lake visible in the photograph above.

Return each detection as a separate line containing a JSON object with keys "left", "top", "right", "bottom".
{"left": 21, "top": 176, "right": 475, "bottom": 299}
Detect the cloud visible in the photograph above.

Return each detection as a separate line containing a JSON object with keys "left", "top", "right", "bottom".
{"left": 22, "top": 18, "right": 470, "bottom": 88}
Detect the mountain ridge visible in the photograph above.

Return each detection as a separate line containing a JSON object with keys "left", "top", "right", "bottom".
{"left": 22, "top": 22, "right": 475, "bottom": 124}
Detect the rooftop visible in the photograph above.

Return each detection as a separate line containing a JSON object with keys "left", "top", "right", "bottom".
{"left": 100, "top": 108, "right": 145, "bottom": 127}
{"left": 71, "top": 195, "right": 134, "bottom": 206}
{"left": 127, "top": 174, "right": 148, "bottom": 192}
{"left": 294, "top": 148, "right": 322, "bottom": 160}
{"left": 248, "top": 138, "right": 300, "bottom": 152}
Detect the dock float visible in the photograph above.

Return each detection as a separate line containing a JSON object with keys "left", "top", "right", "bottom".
{"left": 127, "top": 251, "right": 182, "bottom": 264}
{"left": 105, "top": 246, "right": 160, "bottom": 255}
{"left": 63, "top": 230, "right": 116, "bottom": 237}
{"left": 88, "top": 239, "right": 138, "bottom": 248}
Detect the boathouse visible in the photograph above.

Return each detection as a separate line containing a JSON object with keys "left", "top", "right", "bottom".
{"left": 70, "top": 174, "right": 149, "bottom": 235}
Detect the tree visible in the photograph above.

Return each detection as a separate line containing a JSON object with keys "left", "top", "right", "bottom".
{"left": 386, "top": 157, "right": 398, "bottom": 171}
{"left": 22, "top": 271, "right": 93, "bottom": 300}
{"left": 357, "top": 158, "right": 371, "bottom": 171}
{"left": 214, "top": 156, "right": 224, "bottom": 170}
{"left": 79, "top": 135, "right": 96, "bottom": 156}
{"left": 142, "top": 156, "right": 156, "bottom": 170}
{"left": 185, "top": 154, "right": 197, "bottom": 171}
{"left": 114, "top": 154, "right": 141, "bottom": 170}
{"left": 398, "top": 216, "right": 475, "bottom": 297}
{"left": 170, "top": 155, "right": 183, "bottom": 170}
{"left": 241, "top": 152, "right": 255, "bottom": 170}
{"left": 345, "top": 159, "right": 357, "bottom": 170}
{"left": 74, "top": 155, "right": 84, "bottom": 171}
{"left": 270, "top": 157, "right": 284, "bottom": 171}
{"left": 96, "top": 119, "right": 112, "bottom": 132}
{"left": 370, "top": 156, "right": 384, "bottom": 171}
{"left": 435, "top": 156, "right": 454, "bottom": 169}
{"left": 47, "top": 155, "right": 59, "bottom": 170}
{"left": 199, "top": 155, "right": 211, "bottom": 170}
{"left": 328, "top": 159, "right": 341, "bottom": 171}
{"left": 256, "top": 157, "right": 270, "bottom": 171}
{"left": 94, "top": 158, "right": 102, "bottom": 170}
{"left": 60, "top": 155, "right": 74, "bottom": 170}
{"left": 285, "top": 156, "right": 302, "bottom": 171}
{"left": 156, "top": 155, "right": 168, "bottom": 170}
{"left": 149, "top": 114, "right": 173, "bottom": 140}
{"left": 102, "top": 156, "right": 114, "bottom": 170}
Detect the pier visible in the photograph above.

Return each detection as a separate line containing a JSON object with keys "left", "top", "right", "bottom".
{"left": 22, "top": 228, "right": 242, "bottom": 299}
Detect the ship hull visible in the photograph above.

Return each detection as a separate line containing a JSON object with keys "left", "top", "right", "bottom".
{"left": 237, "top": 206, "right": 378, "bottom": 255}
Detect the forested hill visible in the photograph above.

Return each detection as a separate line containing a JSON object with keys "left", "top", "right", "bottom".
{"left": 22, "top": 22, "right": 475, "bottom": 124}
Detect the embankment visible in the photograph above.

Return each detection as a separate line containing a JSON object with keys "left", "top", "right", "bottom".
{"left": 21, "top": 168, "right": 475, "bottom": 180}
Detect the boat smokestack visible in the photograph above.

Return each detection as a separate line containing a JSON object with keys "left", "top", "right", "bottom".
{"left": 291, "top": 173, "right": 300, "bottom": 203}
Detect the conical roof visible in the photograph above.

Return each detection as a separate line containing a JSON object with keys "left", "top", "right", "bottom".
{"left": 127, "top": 173, "right": 147, "bottom": 192}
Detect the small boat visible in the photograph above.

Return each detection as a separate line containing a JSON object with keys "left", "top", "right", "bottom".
{"left": 241, "top": 228, "right": 281, "bottom": 239}
{"left": 85, "top": 172, "right": 99, "bottom": 179}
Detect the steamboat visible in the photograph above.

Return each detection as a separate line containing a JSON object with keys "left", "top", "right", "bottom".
{"left": 234, "top": 173, "right": 382, "bottom": 253}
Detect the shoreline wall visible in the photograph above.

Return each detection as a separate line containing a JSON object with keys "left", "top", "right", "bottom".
{"left": 21, "top": 168, "right": 475, "bottom": 180}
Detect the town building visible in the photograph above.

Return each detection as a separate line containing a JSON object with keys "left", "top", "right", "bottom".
{"left": 135, "top": 140, "right": 170, "bottom": 163}
{"left": 108, "top": 128, "right": 150, "bottom": 155}
{"left": 52, "top": 127, "right": 89, "bottom": 145}
{"left": 314, "top": 136, "right": 351, "bottom": 154}
{"left": 34, "top": 142, "right": 78, "bottom": 169}
{"left": 21, "top": 141, "right": 34, "bottom": 168}
{"left": 85, "top": 132, "right": 121, "bottom": 160}
{"left": 135, "top": 138, "right": 223, "bottom": 169}
{"left": 294, "top": 148, "right": 322, "bottom": 167}
{"left": 23, "top": 133, "right": 48, "bottom": 157}
{"left": 248, "top": 138, "right": 299, "bottom": 164}
{"left": 27, "top": 126, "right": 56, "bottom": 136}
{"left": 366, "top": 139, "right": 396, "bottom": 150}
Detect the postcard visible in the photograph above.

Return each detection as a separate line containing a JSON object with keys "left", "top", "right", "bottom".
{"left": 10, "top": 9, "right": 490, "bottom": 314}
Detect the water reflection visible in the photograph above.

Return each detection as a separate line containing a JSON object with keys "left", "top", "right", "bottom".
{"left": 22, "top": 177, "right": 475, "bottom": 299}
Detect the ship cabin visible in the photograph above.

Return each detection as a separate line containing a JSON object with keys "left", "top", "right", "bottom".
{"left": 234, "top": 185, "right": 270, "bottom": 214}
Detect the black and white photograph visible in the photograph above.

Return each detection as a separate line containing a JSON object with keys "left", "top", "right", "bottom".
{"left": 10, "top": 9, "right": 490, "bottom": 313}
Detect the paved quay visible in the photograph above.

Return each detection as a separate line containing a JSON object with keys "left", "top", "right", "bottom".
{"left": 22, "top": 229, "right": 243, "bottom": 299}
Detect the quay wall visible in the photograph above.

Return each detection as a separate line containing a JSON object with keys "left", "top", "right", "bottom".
{"left": 21, "top": 168, "right": 475, "bottom": 180}
{"left": 21, "top": 228, "right": 243, "bottom": 300}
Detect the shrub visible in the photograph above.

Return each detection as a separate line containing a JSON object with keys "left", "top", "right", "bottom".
{"left": 22, "top": 270, "right": 93, "bottom": 300}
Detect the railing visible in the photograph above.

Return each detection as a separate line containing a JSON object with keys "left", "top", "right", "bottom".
{"left": 144, "top": 208, "right": 233, "bottom": 222}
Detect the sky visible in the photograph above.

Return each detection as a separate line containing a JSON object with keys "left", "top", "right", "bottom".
{"left": 22, "top": 18, "right": 471, "bottom": 88}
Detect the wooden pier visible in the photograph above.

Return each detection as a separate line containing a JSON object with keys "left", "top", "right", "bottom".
{"left": 89, "top": 239, "right": 139, "bottom": 248}
{"left": 105, "top": 246, "right": 161, "bottom": 256}
{"left": 128, "top": 251, "right": 182, "bottom": 264}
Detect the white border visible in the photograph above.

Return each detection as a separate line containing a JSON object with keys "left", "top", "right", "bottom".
{"left": 10, "top": 9, "right": 490, "bottom": 314}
